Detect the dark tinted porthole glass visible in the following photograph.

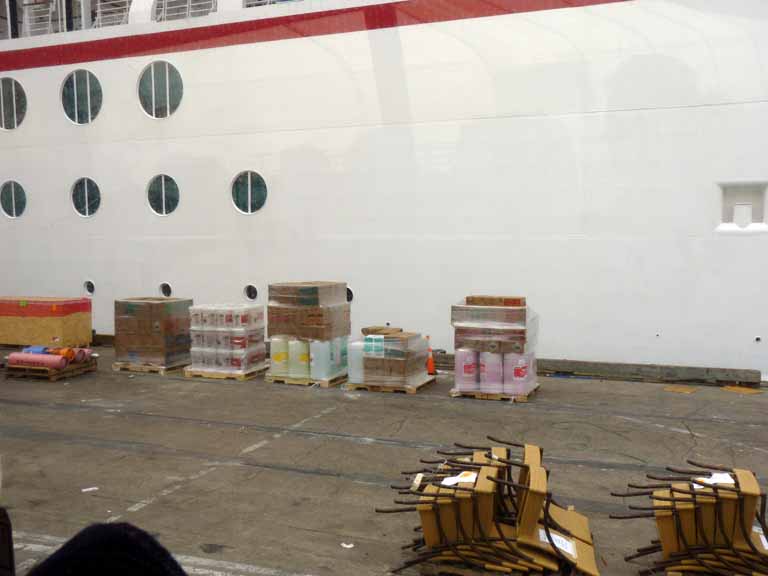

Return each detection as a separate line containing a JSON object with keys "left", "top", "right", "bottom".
{"left": 147, "top": 174, "right": 179, "bottom": 215}
{"left": 0, "top": 180, "right": 26, "bottom": 218}
{"left": 62, "top": 70, "right": 102, "bottom": 124}
{"left": 232, "top": 171, "right": 267, "bottom": 214}
{"left": 72, "top": 177, "right": 101, "bottom": 217}
{"left": 84, "top": 280, "right": 95, "bottom": 295}
{"left": 244, "top": 285, "right": 258, "bottom": 301}
{"left": 0, "top": 78, "right": 27, "bottom": 130}
{"left": 346, "top": 287, "right": 354, "bottom": 303}
{"left": 160, "top": 282, "right": 173, "bottom": 297}
{"left": 138, "top": 61, "right": 183, "bottom": 119}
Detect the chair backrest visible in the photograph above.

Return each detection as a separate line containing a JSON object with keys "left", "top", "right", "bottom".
{"left": 0, "top": 507, "right": 15, "bottom": 576}
{"left": 517, "top": 466, "right": 547, "bottom": 537}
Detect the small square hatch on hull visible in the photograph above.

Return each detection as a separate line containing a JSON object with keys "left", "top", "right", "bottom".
{"left": 717, "top": 182, "right": 768, "bottom": 233}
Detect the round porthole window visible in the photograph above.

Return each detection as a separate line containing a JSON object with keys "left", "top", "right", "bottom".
{"left": 0, "top": 78, "right": 27, "bottom": 130}
{"left": 84, "top": 280, "right": 95, "bottom": 295}
{"left": 346, "top": 287, "right": 354, "bottom": 303}
{"left": 138, "top": 61, "right": 183, "bottom": 119}
{"left": 72, "top": 177, "right": 101, "bottom": 217}
{"left": 159, "top": 282, "right": 173, "bottom": 297}
{"left": 244, "top": 285, "right": 258, "bottom": 301}
{"left": 0, "top": 180, "right": 27, "bottom": 218}
{"left": 232, "top": 171, "right": 267, "bottom": 214}
{"left": 147, "top": 174, "right": 180, "bottom": 216}
{"left": 62, "top": 70, "right": 103, "bottom": 125}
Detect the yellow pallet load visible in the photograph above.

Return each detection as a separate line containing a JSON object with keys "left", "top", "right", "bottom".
{"left": 0, "top": 297, "right": 92, "bottom": 347}
{"left": 612, "top": 459, "right": 768, "bottom": 575}
{"left": 377, "top": 437, "right": 600, "bottom": 575}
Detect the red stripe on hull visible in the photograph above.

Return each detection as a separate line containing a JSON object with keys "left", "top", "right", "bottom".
{"left": 0, "top": 0, "right": 628, "bottom": 72}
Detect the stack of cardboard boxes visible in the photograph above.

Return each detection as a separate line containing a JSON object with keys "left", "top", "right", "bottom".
{"left": 451, "top": 295, "right": 539, "bottom": 397}
{"left": 187, "top": 304, "right": 266, "bottom": 375}
{"left": 348, "top": 327, "right": 429, "bottom": 390}
{"left": 114, "top": 297, "right": 193, "bottom": 368}
{"left": 267, "top": 282, "right": 350, "bottom": 382}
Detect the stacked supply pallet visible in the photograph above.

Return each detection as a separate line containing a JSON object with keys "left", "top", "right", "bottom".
{"left": 185, "top": 305, "right": 267, "bottom": 380}
{"left": 451, "top": 295, "right": 539, "bottom": 401}
{"left": 347, "top": 327, "right": 434, "bottom": 394}
{"left": 113, "top": 297, "right": 193, "bottom": 374}
{"left": 6, "top": 346, "right": 97, "bottom": 381}
{"left": 266, "top": 282, "right": 350, "bottom": 387}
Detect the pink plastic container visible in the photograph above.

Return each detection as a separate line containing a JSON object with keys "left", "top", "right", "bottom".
{"left": 454, "top": 349, "right": 478, "bottom": 392}
{"left": 479, "top": 352, "right": 504, "bottom": 393}
{"left": 503, "top": 352, "right": 537, "bottom": 395}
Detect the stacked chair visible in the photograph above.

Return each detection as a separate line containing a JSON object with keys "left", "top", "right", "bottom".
{"left": 377, "top": 436, "right": 600, "bottom": 575}
{"left": 611, "top": 459, "right": 768, "bottom": 575}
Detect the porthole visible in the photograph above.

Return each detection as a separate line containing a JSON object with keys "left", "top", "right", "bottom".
{"left": 159, "top": 282, "right": 173, "bottom": 297}
{"left": 232, "top": 171, "right": 267, "bottom": 214}
{"left": 138, "top": 61, "right": 183, "bottom": 119}
{"left": 84, "top": 280, "right": 95, "bottom": 295}
{"left": 147, "top": 174, "right": 180, "bottom": 216}
{"left": 0, "top": 78, "right": 27, "bottom": 130}
{"left": 0, "top": 181, "right": 26, "bottom": 218}
{"left": 244, "top": 285, "right": 258, "bottom": 301}
{"left": 62, "top": 70, "right": 102, "bottom": 125}
{"left": 346, "top": 287, "right": 354, "bottom": 303}
{"left": 72, "top": 177, "right": 101, "bottom": 217}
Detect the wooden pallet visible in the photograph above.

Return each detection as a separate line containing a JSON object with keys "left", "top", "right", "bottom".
{"left": 5, "top": 358, "right": 98, "bottom": 382}
{"left": 265, "top": 372, "right": 347, "bottom": 389}
{"left": 183, "top": 363, "right": 268, "bottom": 382}
{"left": 346, "top": 375, "right": 437, "bottom": 395}
{"left": 112, "top": 361, "right": 188, "bottom": 376}
{"left": 449, "top": 383, "right": 539, "bottom": 403}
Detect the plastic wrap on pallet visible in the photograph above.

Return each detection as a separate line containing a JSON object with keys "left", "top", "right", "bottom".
{"left": 503, "top": 352, "right": 537, "bottom": 396}
{"left": 268, "top": 281, "right": 347, "bottom": 307}
{"left": 363, "top": 333, "right": 427, "bottom": 358}
{"left": 288, "top": 339, "right": 310, "bottom": 378}
{"left": 348, "top": 341, "right": 364, "bottom": 384}
{"left": 188, "top": 303, "right": 266, "bottom": 374}
{"left": 190, "top": 304, "right": 264, "bottom": 331}
{"left": 453, "top": 313, "right": 539, "bottom": 353}
{"left": 267, "top": 302, "right": 351, "bottom": 340}
{"left": 269, "top": 336, "right": 289, "bottom": 376}
{"left": 479, "top": 352, "right": 504, "bottom": 393}
{"left": 454, "top": 349, "right": 478, "bottom": 392}
{"left": 310, "top": 336, "right": 349, "bottom": 380}
{"left": 451, "top": 300, "right": 527, "bottom": 328}
{"left": 115, "top": 297, "right": 192, "bottom": 366}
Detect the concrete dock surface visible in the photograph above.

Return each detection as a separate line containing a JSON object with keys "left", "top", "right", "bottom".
{"left": 1, "top": 347, "right": 766, "bottom": 575}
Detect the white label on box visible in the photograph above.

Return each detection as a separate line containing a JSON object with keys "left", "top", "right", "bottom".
{"left": 411, "top": 473, "right": 424, "bottom": 491}
{"left": 539, "top": 528, "right": 577, "bottom": 558}
{"left": 694, "top": 473, "right": 734, "bottom": 488}
{"left": 755, "top": 525, "right": 768, "bottom": 549}
{"left": 441, "top": 471, "right": 477, "bottom": 487}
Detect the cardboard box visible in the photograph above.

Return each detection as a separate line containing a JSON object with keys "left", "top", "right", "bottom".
{"left": 364, "top": 351, "right": 428, "bottom": 377}
{"left": 268, "top": 281, "right": 347, "bottom": 307}
{"left": 114, "top": 297, "right": 192, "bottom": 366}
{"left": 267, "top": 303, "right": 350, "bottom": 340}
{"left": 451, "top": 304, "right": 527, "bottom": 326}
{"left": 0, "top": 297, "right": 92, "bottom": 346}
{"left": 465, "top": 295, "right": 526, "bottom": 307}
{"left": 361, "top": 326, "right": 402, "bottom": 336}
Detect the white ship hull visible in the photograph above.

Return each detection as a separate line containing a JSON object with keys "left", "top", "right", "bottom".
{"left": 1, "top": 0, "right": 767, "bottom": 377}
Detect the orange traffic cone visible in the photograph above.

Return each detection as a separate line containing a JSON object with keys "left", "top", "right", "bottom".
{"left": 426, "top": 336, "right": 436, "bottom": 376}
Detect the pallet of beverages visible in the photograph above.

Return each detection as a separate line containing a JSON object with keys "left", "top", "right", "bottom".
{"left": 451, "top": 295, "right": 539, "bottom": 402}
{"left": 184, "top": 304, "right": 267, "bottom": 381}
{"left": 346, "top": 326, "right": 435, "bottom": 394}
{"left": 112, "top": 297, "right": 193, "bottom": 374}
{"left": 266, "top": 281, "right": 350, "bottom": 387}
{"left": 5, "top": 346, "right": 98, "bottom": 381}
